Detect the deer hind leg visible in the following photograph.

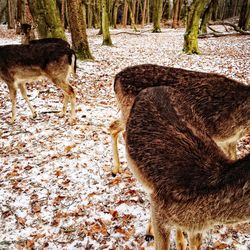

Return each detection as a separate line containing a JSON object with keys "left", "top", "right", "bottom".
{"left": 145, "top": 218, "right": 154, "bottom": 241}
{"left": 176, "top": 228, "right": 186, "bottom": 250}
{"left": 54, "top": 80, "right": 76, "bottom": 124}
{"left": 109, "top": 119, "right": 125, "bottom": 176}
{"left": 7, "top": 84, "right": 17, "bottom": 124}
{"left": 151, "top": 202, "right": 171, "bottom": 250}
{"left": 19, "top": 83, "right": 37, "bottom": 118}
{"left": 188, "top": 232, "right": 202, "bottom": 250}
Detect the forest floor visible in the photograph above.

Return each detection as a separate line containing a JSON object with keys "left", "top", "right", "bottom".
{"left": 0, "top": 24, "right": 250, "bottom": 250}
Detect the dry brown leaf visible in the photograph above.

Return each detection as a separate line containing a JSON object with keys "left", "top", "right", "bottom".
{"left": 64, "top": 143, "right": 76, "bottom": 154}
{"left": 31, "top": 201, "right": 41, "bottom": 213}
{"left": 214, "top": 240, "right": 229, "bottom": 249}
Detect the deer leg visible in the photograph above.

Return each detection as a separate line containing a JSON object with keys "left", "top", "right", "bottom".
{"left": 151, "top": 201, "right": 171, "bottom": 250}
{"left": 19, "top": 83, "right": 37, "bottom": 118}
{"left": 145, "top": 218, "right": 154, "bottom": 241}
{"left": 189, "top": 232, "right": 202, "bottom": 250}
{"left": 54, "top": 80, "right": 76, "bottom": 124}
{"left": 176, "top": 228, "right": 186, "bottom": 250}
{"left": 109, "top": 119, "right": 125, "bottom": 176}
{"left": 58, "top": 95, "right": 69, "bottom": 118}
{"left": 8, "top": 85, "right": 17, "bottom": 124}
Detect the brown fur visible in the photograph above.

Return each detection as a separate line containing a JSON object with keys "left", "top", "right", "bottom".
{"left": 125, "top": 86, "right": 250, "bottom": 250}
{"left": 110, "top": 64, "right": 250, "bottom": 175}
{"left": 0, "top": 43, "right": 76, "bottom": 124}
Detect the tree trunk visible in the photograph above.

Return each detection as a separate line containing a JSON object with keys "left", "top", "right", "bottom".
{"left": 7, "top": 0, "right": 15, "bottom": 29}
{"left": 239, "top": 0, "right": 250, "bottom": 31}
{"left": 153, "top": 0, "right": 163, "bottom": 32}
{"left": 183, "top": 0, "right": 211, "bottom": 54}
{"left": 200, "top": 0, "right": 217, "bottom": 33}
{"left": 102, "top": 0, "right": 112, "bottom": 45}
{"left": 141, "top": 0, "right": 147, "bottom": 28}
{"left": 67, "top": 0, "right": 93, "bottom": 60}
{"left": 113, "top": 0, "right": 119, "bottom": 28}
{"left": 122, "top": 0, "right": 128, "bottom": 27}
{"left": 127, "top": 0, "right": 137, "bottom": 31}
{"left": 28, "top": 0, "right": 65, "bottom": 39}
{"left": 17, "top": 0, "right": 25, "bottom": 24}
{"left": 172, "top": 0, "right": 180, "bottom": 28}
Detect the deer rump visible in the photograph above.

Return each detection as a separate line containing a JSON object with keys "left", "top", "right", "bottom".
{"left": 125, "top": 86, "right": 250, "bottom": 232}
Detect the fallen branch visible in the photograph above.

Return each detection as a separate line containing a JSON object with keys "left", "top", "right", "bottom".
{"left": 199, "top": 32, "right": 241, "bottom": 38}
{"left": 209, "top": 21, "right": 250, "bottom": 35}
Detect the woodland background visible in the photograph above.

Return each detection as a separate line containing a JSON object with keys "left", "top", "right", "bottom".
{"left": 0, "top": 0, "right": 250, "bottom": 249}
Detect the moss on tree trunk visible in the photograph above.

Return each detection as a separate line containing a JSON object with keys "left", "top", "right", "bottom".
{"left": 183, "top": 0, "right": 211, "bottom": 54}
{"left": 102, "top": 0, "right": 112, "bottom": 46}
{"left": 152, "top": 0, "right": 163, "bottom": 33}
{"left": 28, "top": 0, "right": 65, "bottom": 39}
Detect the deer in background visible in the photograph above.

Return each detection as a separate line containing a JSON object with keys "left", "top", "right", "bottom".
{"left": 110, "top": 64, "right": 250, "bottom": 176}
{"left": 20, "top": 23, "right": 70, "bottom": 48}
{"left": 20, "top": 23, "right": 36, "bottom": 45}
{"left": 0, "top": 42, "right": 77, "bottom": 124}
{"left": 125, "top": 86, "right": 250, "bottom": 250}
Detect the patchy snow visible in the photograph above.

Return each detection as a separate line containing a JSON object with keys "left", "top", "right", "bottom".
{"left": 0, "top": 24, "right": 249, "bottom": 249}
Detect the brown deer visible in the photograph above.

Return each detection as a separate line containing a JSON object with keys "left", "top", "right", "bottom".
{"left": 125, "top": 86, "right": 250, "bottom": 250}
{"left": 0, "top": 42, "right": 77, "bottom": 124}
{"left": 20, "top": 23, "right": 36, "bottom": 45}
{"left": 20, "top": 23, "right": 70, "bottom": 48}
{"left": 110, "top": 64, "right": 250, "bottom": 175}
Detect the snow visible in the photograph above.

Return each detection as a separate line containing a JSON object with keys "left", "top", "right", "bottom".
{"left": 0, "top": 24, "right": 250, "bottom": 249}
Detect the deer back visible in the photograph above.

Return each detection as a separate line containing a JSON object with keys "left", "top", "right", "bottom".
{"left": 115, "top": 64, "right": 250, "bottom": 141}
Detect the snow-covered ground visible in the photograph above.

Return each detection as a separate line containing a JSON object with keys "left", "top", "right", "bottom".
{"left": 0, "top": 24, "right": 249, "bottom": 249}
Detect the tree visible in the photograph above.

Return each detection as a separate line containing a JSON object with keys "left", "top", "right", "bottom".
{"left": 127, "top": 0, "right": 137, "bottom": 31}
{"left": 239, "top": 0, "right": 250, "bottom": 31}
{"left": 172, "top": 0, "right": 181, "bottom": 28}
{"left": 183, "top": 0, "right": 211, "bottom": 54}
{"left": 122, "top": 0, "right": 128, "bottom": 27}
{"left": 141, "top": 0, "right": 147, "bottom": 28}
{"left": 28, "top": 0, "right": 65, "bottom": 39}
{"left": 102, "top": 0, "right": 112, "bottom": 45}
{"left": 153, "top": 0, "right": 163, "bottom": 32}
{"left": 7, "top": 0, "right": 15, "bottom": 29}
{"left": 67, "top": 0, "right": 93, "bottom": 60}
{"left": 200, "top": 0, "right": 217, "bottom": 33}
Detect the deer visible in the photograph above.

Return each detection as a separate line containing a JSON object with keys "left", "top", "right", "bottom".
{"left": 125, "top": 86, "right": 250, "bottom": 250}
{"left": 109, "top": 64, "right": 250, "bottom": 176}
{"left": 0, "top": 42, "right": 77, "bottom": 124}
{"left": 109, "top": 64, "right": 250, "bottom": 245}
{"left": 20, "top": 23, "right": 70, "bottom": 48}
{"left": 20, "top": 23, "right": 36, "bottom": 45}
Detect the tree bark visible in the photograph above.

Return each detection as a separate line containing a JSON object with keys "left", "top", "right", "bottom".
{"left": 122, "top": 0, "right": 128, "bottom": 27}
{"left": 7, "top": 0, "right": 15, "bottom": 29}
{"left": 200, "top": 0, "right": 217, "bottom": 34}
{"left": 239, "top": 0, "right": 250, "bottom": 31}
{"left": 127, "top": 0, "right": 137, "bottom": 31}
{"left": 183, "top": 0, "right": 211, "bottom": 54}
{"left": 67, "top": 0, "right": 93, "bottom": 60}
{"left": 141, "top": 0, "right": 147, "bottom": 28}
{"left": 172, "top": 0, "right": 181, "bottom": 28}
{"left": 153, "top": 0, "right": 163, "bottom": 32}
{"left": 28, "top": 0, "right": 65, "bottom": 39}
{"left": 102, "top": 0, "right": 112, "bottom": 45}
